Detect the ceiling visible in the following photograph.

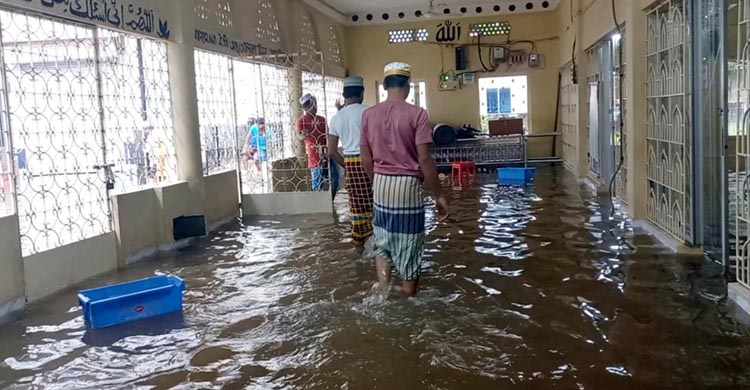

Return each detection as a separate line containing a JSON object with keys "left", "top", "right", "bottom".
{"left": 307, "top": 0, "right": 561, "bottom": 25}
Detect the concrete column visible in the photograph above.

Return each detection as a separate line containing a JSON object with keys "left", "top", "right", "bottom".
{"left": 169, "top": 42, "right": 203, "bottom": 183}
{"left": 288, "top": 63, "right": 306, "bottom": 165}
{"left": 0, "top": 214, "right": 25, "bottom": 318}
{"left": 168, "top": 0, "right": 202, "bottom": 184}
{"left": 165, "top": 0, "right": 204, "bottom": 217}
{"left": 625, "top": 1, "right": 647, "bottom": 218}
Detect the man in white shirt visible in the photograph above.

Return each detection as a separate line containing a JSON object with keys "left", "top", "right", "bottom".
{"left": 328, "top": 76, "right": 373, "bottom": 248}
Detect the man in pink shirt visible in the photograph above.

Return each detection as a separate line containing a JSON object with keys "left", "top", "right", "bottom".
{"left": 361, "top": 62, "right": 449, "bottom": 297}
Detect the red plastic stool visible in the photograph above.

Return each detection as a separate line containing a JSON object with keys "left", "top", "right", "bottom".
{"left": 451, "top": 161, "right": 477, "bottom": 185}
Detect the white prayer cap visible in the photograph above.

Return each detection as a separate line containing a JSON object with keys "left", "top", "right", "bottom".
{"left": 384, "top": 62, "right": 411, "bottom": 77}
{"left": 344, "top": 76, "right": 364, "bottom": 88}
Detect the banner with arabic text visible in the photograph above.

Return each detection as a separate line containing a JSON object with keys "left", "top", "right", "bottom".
{"left": 1, "top": 0, "right": 173, "bottom": 41}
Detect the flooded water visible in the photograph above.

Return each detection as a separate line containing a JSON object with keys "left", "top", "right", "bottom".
{"left": 2, "top": 165, "right": 750, "bottom": 389}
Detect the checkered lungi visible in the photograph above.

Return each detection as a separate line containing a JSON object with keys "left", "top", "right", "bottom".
{"left": 372, "top": 174, "right": 425, "bottom": 281}
{"left": 345, "top": 155, "right": 373, "bottom": 247}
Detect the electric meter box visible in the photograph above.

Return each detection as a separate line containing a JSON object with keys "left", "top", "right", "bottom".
{"left": 492, "top": 47, "right": 507, "bottom": 64}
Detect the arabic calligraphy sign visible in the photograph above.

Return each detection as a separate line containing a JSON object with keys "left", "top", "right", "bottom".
{"left": 7, "top": 0, "right": 171, "bottom": 40}
{"left": 436, "top": 20, "right": 461, "bottom": 43}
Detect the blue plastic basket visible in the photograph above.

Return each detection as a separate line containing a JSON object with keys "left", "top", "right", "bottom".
{"left": 498, "top": 167, "right": 535, "bottom": 185}
{"left": 78, "top": 275, "right": 185, "bottom": 329}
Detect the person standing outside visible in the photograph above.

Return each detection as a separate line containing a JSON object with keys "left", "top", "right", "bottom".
{"left": 241, "top": 117, "right": 256, "bottom": 171}
{"left": 361, "top": 62, "right": 449, "bottom": 297}
{"left": 297, "top": 94, "right": 338, "bottom": 195}
{"left": 243, "top": 117, "right": 269, "bottom": 172}
{"left": 328, "top": 76, "right": 372, "bottom": 248}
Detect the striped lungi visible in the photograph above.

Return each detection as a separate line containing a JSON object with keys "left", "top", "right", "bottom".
{"left": 372, "top": 174, "right": 425, "bottom": 281}
{"left": 345, "top": 155, "right": 373, "bottom": 246}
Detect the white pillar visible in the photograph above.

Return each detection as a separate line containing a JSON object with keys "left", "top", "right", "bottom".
{"left": 168, "top": 0, "right": 202, "bottom": 183}
{"left": 169, "top": 41, "right": 203, "bottom": 183}
{"left": 625, "top": 1, "right": 647, "bottom": 218}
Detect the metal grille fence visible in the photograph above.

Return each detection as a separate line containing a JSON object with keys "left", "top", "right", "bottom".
{"left": 241, "top": 53, "right": 332, "bottom": 194}
{"left": 645, "top": 0, "right": 691, "bottom": 242}
{"left": 98, "top": 30, "right": 176, "bottom": 190}
{"left": 736, "top": 0, "right": 750, "bottom": 288}
{"left": 431, "top": 136, "right": 526, "bottom": 167}
{"left": 0, "top": 7, "right": 178, "bottom": 255}
{"left": 559, "top": 63, "right": 578, "bottom": 171}
{"left": 0, "top": 10, "right": 110, "bottom": 255}
{"left": 194, "top": 49, "right": 238, "bottom": 175}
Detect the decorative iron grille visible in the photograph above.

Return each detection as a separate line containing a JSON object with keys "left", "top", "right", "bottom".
{"left": 646, "top": 0, "right": 691, "bottom": 242}
{"left": 0, "top": 9, "right": 111, "bottom": 255}
{"left": 325, "top": 76, "right": 344, "bottom": 121}
{"left": 736, "top": 0, "right": 750, "bottom": 288}
{"left": 559, "top": 62, "right": 578, "bottom": 172}
{"left": 431, "top": 136, "right": 526, "bottom": 167}
{"left": 586, "top": 43, "right": 603, "bottom": 179}
{"left": 194, "top": 49, "right": 238, "bottom": 175}
{"left": 98, "top": 30, "right": 176, "bottom": 191}
{"left": 0, "top": 84, "right": 13, "bottom": 217}
{"left": 238, "top": 52, "right": 332, "bottom": 195}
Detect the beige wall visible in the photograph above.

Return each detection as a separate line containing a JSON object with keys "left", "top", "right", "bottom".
{"left": 554, "top": 0, "right": 651, "bottom": 218}
{"left": 557, "top": 0, "right": 627, "bottom": 66}
{"left": 243, "top": 192, "right": 333, "bottom": 215}
{"left": 0, "top": 214, "right": 24, "bottom": 316}
{"left": 24, "top": 233, "right": 118, "bottom": 303}
{"left": 204, "top": 170, "right": 240, "bottom": 228}
{"left": 112, "top": 188, "right": 164, "bottom": 266}
{"left": 157, "top": 181, "right": 204, "bottom": 241}
{"left": 113, "top": 174, "right": 238, "bottom": 266}
{"left": 345, "top": 11, "right": 560, "bottom": 157}
{"left": 191, "top": 0, "right": 348, "bottom": 76}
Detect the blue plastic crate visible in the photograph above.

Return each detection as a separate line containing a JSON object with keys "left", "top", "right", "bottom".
{"left": 498, "top": 167, "right": 535, "bottom": 185}
{"left": 78, "top": 275, "right": 185, "bottom": 329}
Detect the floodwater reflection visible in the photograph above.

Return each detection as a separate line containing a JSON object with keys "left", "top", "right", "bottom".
{"left": 0, "top": 165, "right": 749, "bottom": 389}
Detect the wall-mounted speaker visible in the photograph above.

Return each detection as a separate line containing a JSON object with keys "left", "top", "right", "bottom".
{"left": 455, "top": 46, "right": 467, "bottom": 71}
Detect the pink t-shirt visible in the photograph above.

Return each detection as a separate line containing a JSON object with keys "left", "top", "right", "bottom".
{"left": 361, "top": 100, "right": 433, "bottom": 178}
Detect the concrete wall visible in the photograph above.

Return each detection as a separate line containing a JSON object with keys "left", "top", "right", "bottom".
{"left": 557, "top": 0, "right": 628, "bottom": 67}
{"left": 24, "top": 233, "right": 118, "bottom": 303}
{"left": 112, "top": 187, "right": 164, "bottom": 267}
{"left": 243, "top": 192, "right": 332, "bottom": 216}
{"left": 157, "top": 181, "right": 203, "bottom": 243}
{"left": 204, "top": 170, "right": 240, "bottom": 228}
{"left": 113, "top": 173, "right": 238, "bottom": 266}
{"left": 345, "top": 11, "right": 560, "bottom": 158}
{"left": 0, "top": 214, "right": 24, "bottom": 317}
